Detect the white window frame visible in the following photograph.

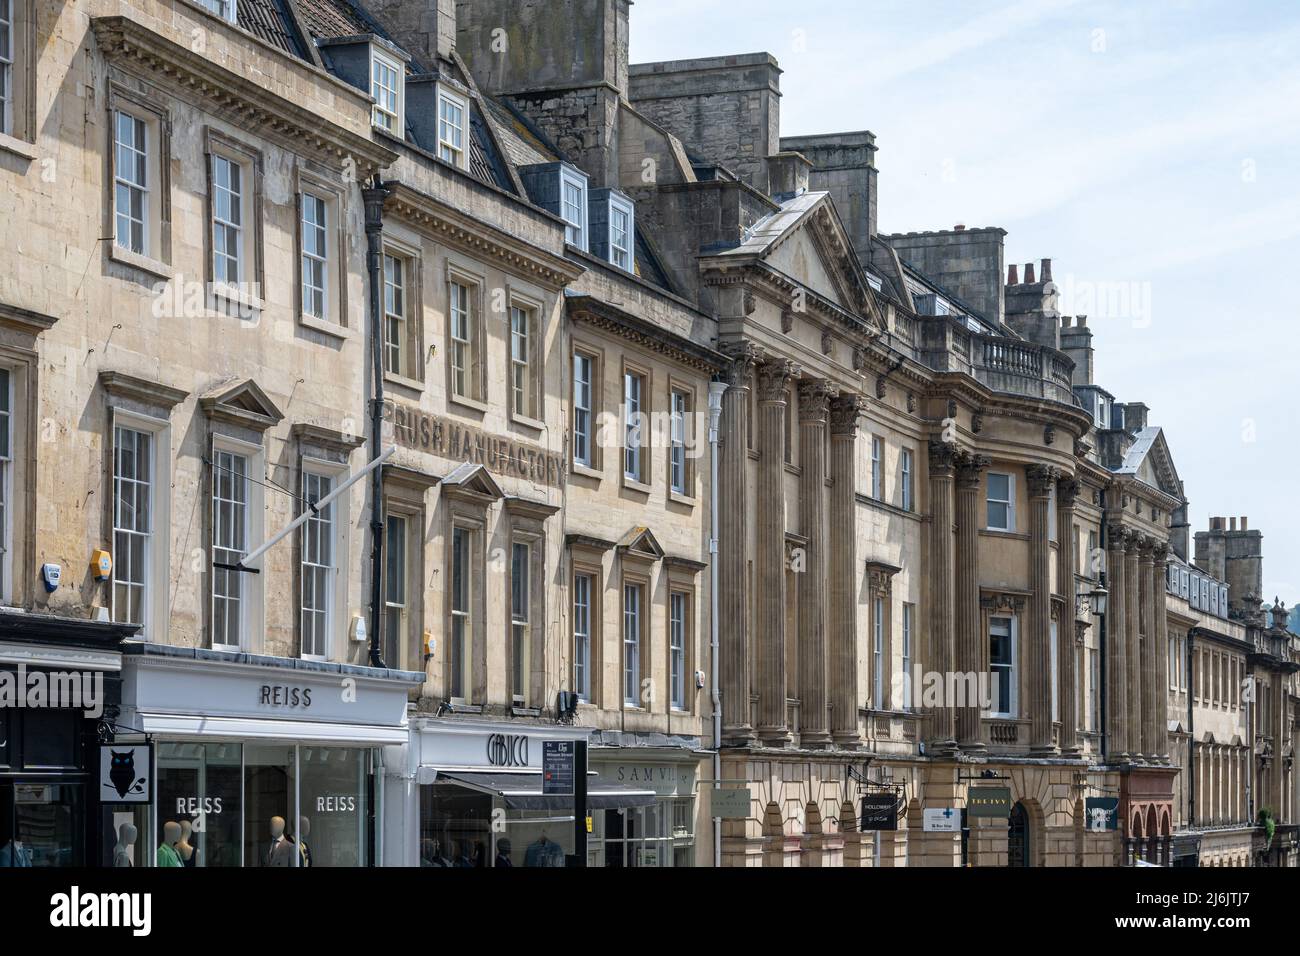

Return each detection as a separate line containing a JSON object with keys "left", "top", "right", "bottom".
{"left": 210, "top": 436, "right": 263, "bottom": 652}
{"left": 1049, "top": 619, "right": 1059, "bottom": 722}
{"left": 573, "top": 351, "right": 593, "bottom": 468}
{"left": 624, "top": 370, "right": 645, "bottom": 483}
{"left": 669, "top": 591, "right": 687, "bottom": 711}
{"left": 870, "top": 435, "right": 883, "bottom": 500}
{"left": 623, "top": 582, "right": 643, "bottom": 706}
{"left": 607, "top": 192, "right": 634, "bottom": 271}
{"left": 370, "top": 48, "right": 403, "bottom": 134}
{"left": 192, "top": 0, "right": 238, "bottom": 22}
{"left": 110, "top": 410, "right": 171, "bottom": 641}
{"left": 901, "top": 602, "right": 914, "bottom": 710}
{"left": 872, "top": 596, "right": 884, "bottom": 708}
{"left": 988, "top": 616, "right": 1017, "bottom": 717}
{"left": 300, "top": 459, "right": 346, "bottom": 661}
{"left": 449, "top": 280, "right": 473, "bottom": 398}
{"left": 0, "top": 0, "right": 13, "bottom": 137}
{"left": 299, "top": 190, "right": 330, "bottom": 322}
{"left": 437, "top": 86, "right": 467, "bottom": 168}
{"left": 900, "top": 447, "right": 913, "bottom": 512}
{"left": 383, "top": 250, "right": 411, "bottom": 377}
{"left": 1048, "top": 481, "right": 1057, "bottom": 541}
{"left": 560, "top": 165, "right": 588, "bottom": 251}
{"left": 210, "top": 150, "right": 247, "bottom": 286}
{"left": 986, "top": 471, "right": 1015, "bottom": 532}
{"left": 383, "top": 511, "right": 409, "bottom": 667}
{"left": 669, "top": 388, "right": 688, "bottom": 495}
{"left": 510, "top": 303, "right": 536, "bottom": 420}
{"left": 449, "top": 525, "right": 473, "bottom": 703}
{"left": 573, "top": 572, "right": 592, "bottom": 702}
{"left": 510, "top": 539, "right": 531, "bottom": 704}
{"left": 113, "top": 109, "right": 151, "bottom": 256}
{"left": 1089, "top": 644, "right": 1100, "bottom": 730}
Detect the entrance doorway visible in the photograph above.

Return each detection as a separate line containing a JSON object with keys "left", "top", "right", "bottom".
{"left": 1008, "top": 801, "right": 1030, "bottom": 867}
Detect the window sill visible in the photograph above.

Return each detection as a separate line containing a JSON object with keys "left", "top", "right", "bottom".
{"left": 668, "top": 490, "right": 696, "bottom": 508}
{"left": 448, "top": 393, "right": 488, "bottom": 416}
{"left": 510, "top": 411, "right": 545, "bottom": 433}
{"left": 622, "top": 475, "right": 652, "bottom": 496}
{"left": 980, "top": 528, "right": 1030, "bottom": 541}
{"left": 298, "top": 313, "right": 351, "bottom": 341}
{"left": 0, "top": 132, "right": 38, "bottom": 162}
{"left": 384, "top": 371, "right": 425, "bottom": 394}
{"left": 571, "top": 462, "right": 603, "bottom": 481}
{"left": 107, "top": 244, "right": 174, "bottom": 281}
{"left": 208, "top": 281, "right": 265, "bottom": 316}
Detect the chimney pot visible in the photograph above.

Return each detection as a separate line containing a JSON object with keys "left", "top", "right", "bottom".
{"left": 1077, "top": 314, "right": 1087, "bottom": 327}
{"left": 1230, "top": 517, "right": 1237, "bottom": 531}
{"left": 1241, "top": 516, "right": 1248, "bottom": 530}
{"left": 1024, "top": 262, "right": 1036, "bottom": 284}
{"left": 954, "top": 224, "right": 966, "bottom": 231}
{"left": 1062, "top": 315, "right": 1073, "bottom": 328}
{"left": 1007, "top": 264, "right": 1019, "bottom": 286}
{"left": 1041, "top": 258, "right": 1053, "bottom": 282}
{"left": 1212, "top": 517, "right": 1223, "bottom": 531}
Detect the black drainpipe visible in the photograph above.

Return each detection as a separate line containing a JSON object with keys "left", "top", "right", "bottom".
{"left": 363, "top": 179, "right": 391, "bottom": 670}
{"left": 1099, "top": 488, "right": 1109, "bottom": 762}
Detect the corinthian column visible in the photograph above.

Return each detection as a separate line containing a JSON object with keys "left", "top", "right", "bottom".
{"left": 1026, "top": 464, "right": 1059, "bottom": 756}
{"left": 1126, "top": 535, "right": 1144, "bottom": 761}
{"left": 1057, "top": 477, "right": 1082, "bottom": 756}
{"left": 719, "top": 343, "right": 758, "bottom": 744}
{"left": 755, "top": 357, "right": 799, "bottom": 746}
{"left": 829, "top": 393, "right": 866, "bottom": 747}
{"left": 797, "top": 378, "right": 835, "bottom": 747}
{"left": 927, "top": 440, "right": 959, "bottom": 756}
{"left": 954, "top": 451, "right": 990, "bottom": 752}
{"left": 1106, "top": 524, "right": 1130, "bottom": 761}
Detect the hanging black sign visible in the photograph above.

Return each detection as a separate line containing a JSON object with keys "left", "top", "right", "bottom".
{"left": 100, "top": 743, "right": 153, "bottom": 804}
{"left": 860, "top": 793, "right": 899, "bottom": 831}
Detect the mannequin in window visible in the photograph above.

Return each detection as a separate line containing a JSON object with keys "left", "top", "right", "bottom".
{"left": 0, "top": 838, "right": 33, "bottom": 867}
{"left": 265, "top": 816, "right": 296, "bottom": 867}
{"left": 156, "top": 821, "right": 183, "bottom": 868}
{"left": 494, "top": 838, "right": 513, "bottom": 868}
{"left": 177, "top": 819, "right": 197, "bottom": 867}
{"left": 113, "top": 823, "right": 138, "bottom": 868}
{"left": 297, "top": 816, "right": 312, "bottom": 868}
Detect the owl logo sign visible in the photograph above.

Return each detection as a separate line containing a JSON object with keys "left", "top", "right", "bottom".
{"left": 100, "top": 744, "right": 153, "bottom": 804}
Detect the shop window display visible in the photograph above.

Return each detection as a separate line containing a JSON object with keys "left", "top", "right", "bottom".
{"left": 419, "top": 783, "right": 574, "bottom": 867}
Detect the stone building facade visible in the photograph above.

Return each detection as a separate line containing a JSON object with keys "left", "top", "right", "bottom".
{"left": 1, "top": 0, "right": 1295, "bottom": 867}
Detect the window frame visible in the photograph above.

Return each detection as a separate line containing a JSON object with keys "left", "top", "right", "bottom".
{"left": 444, "top": 260, "right": 485, "bottom": 406}
{"left": 507, "top": 292, "right": 543, "bottom": 427}
{"left": 668, "top": 590, "right": 689, "bottom": 712}
{"left": 622, "top": 363, "right": 650, "bottom": 488}
{"left": 606, "top": 191, "right": 635, "bottom": 271}
{"left": 109, "top": 410, "right": 171, "bottom": 640}
{"left": 507, "top": 530, "right": 543, "bottom": 707}
{"left": 295, "top": 169, "right": 347, "bottom": 334}
{"left": 985, "top": 471, "right": 1016, "bottom": 532}
{"left": 204, "top": 129, "right": 264, "bottom": 309}
{"left": 559, "top": 164, "right": 589, "bottom": 251}
{"left": 901, "top": 602, "right": 914, "bottom": 710}
{"left": 0, "top": 0, "right": 35, "bottom": 149}
{"left": 573, "top": 349, "right": 595, "bottom": 469}
{"left": 436, "top": 86, "right": 468, "bottom": 169}
{"left": 0, "top": 366, "right": 9, "bottom": 604}
{"left": 298, "top": 456, "right": 349, "bottom": 663}
{"left": 899, "top": 446, "right": 913, "bottom": 512}
{"left": 872, "top": 595, "right": 885, "bottom": 709}
{"left": 622, "top": 579, "right": 646, "bottom": 708}
{"left": 0, "top": 0, "right": 15, "bottom": 138}
{"left": 573, "top": 570, "right": 594, "bottom": 703}
{"left": 988, "top": 615, "right": 1018, "bottom": 718}
{"left": 870, "top": 435, "right": 883, "bottom": 500}
{"left": 209, "top": 435, "right": 264, "bottom": 653}
{"left": 105, "top": 86, "right": 171, "bottom": 274}
{"left": 380, "top": 233, "right": 424, "bottom": 386}
{"left": 667, "top": 382, "right": 693, "bottom": 499}
{"left": 190, "top": 0, "right": 238, "bottom": 22}
{"left": 448, "top": 524, "right": 475, "bottom": 703}
{"left": 370, "top": 47, "right": 404, "bottom": 135}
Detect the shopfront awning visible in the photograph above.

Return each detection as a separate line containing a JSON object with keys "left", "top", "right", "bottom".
{"left": 134, "top": 712, "right": 408, "bottom": 745}
{"left": 432, "top": 770, "right": 657, "bottom": 810}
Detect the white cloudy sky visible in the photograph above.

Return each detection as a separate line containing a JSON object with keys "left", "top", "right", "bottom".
{"left": 631, "top": 0, "right": 1300, "bottom": 603}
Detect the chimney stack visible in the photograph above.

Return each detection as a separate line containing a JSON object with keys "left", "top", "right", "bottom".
{"left": 1024, "top": 262, "right": 1036, "bottom": 284}
{"left": 1241, "top": 516, "right": 1248, "bottom": 530}
{"left": 1230, "top": 517, "right": 1237, "bottom": 531}
{"left": 1007, "top": 263, "right": 1019, "bottom": 286}
{"left": 1040, "top": 258, "right": 1053, "bottom": 283}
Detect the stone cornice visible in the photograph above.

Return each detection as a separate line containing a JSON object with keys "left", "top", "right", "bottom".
{"left": 98, "top": 370, "right": 189, "bottom": 412}
{"left": 290, "top": 422, "right": 365, "bottom": 456}
{"left": 90, "top": 16, "right": 397, "bottom": 176}
{"left": 385, "top": 183, "right": 584, "bottom": 291}
{"left": 568, "top": 295, "right": 727, "bottom": 375}
{"left": 704, "top": 260, "right": 881, "bottom": 338}
{"left": 503, "top": 496, "right": 561, "bottom": 521}
{"left": 0, "top": 302, "right": 57, "bottom": 336}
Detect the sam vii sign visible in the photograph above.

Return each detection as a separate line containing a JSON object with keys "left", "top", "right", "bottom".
{"left": 385, "top": 400, "right": 566, "bottom": 489}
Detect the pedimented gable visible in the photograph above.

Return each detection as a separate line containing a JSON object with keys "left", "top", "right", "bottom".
{"left": 441, "top": 462, "right": 504, "bottom": 501}
{"left": 767, "top": 228, "right": 845, "bottom": 308}
{"left": 1124, "top": 427, "right": 1183, "bottom": 501}
{"left": 617, "top": 525, "right": 665, "bottom": 562}
{"left": 200, "top": 378, "right": 284, "bottom": 432}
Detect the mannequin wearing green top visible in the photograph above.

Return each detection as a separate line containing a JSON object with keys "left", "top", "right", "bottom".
{"left": 157, "top": 821, "right": 183, "bottom": 867}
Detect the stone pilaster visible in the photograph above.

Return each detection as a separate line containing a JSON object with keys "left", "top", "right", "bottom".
{"left": 1106, "top": 524, "right": 1130, "bottom": 761}
{"left": 1125, "top": 535, "right": 1143, "bottom": 761}
{"left": 927, "top": 439, "right": 959, "bottom": 756}
{"left": 755, "top": 356, "right": 799, "bottom": 746}
{"left": 829, "top": 393, "right": 866, "bottom": 747}
{"left": 1139, "top": 538, "right": 1157, "bottom": 761}
{"left": 1057, "top": 477, "right": 1082, "bottom": 756}
{"left": 1026, "top": 464, "right": 1059, "bottom": 755}
{"left": 719, "top": 342, "right": 758, "bottom": 744}
{"left": 797, "top": 378, "right": 835, "bottom": 747}
{"left": 954, "top": 451, "right": 990, "bottom": 752}
{"left": 1152, "top": 542, "right": 1171, "bottom": 763}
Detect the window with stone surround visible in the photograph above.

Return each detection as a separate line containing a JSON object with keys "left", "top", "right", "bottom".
{"left": 509, "top": 294, "right": 543, "bottom": 425}
{"left": 111, "top": 414, "right": 171, "bottom": 637}
{"left": 445, "top": 262, "right": 485, "bottom": 405}
{"left": 297, "top": 178, "right": 346, "bottom": 329}
{"left": 986, "top": 471, "right": 1015, "bottom": 532}
{"left": 0, "top": 0, "right": 34, "bottom": 149}
{"left": 870, "top": 435, "right": 883, "bottom": 499}
{"left": 899, "top": 447, "right": 913, "bottom": 512}
{"left": 901, "top": 603, "right": 915, "bottom": 710}
{"left": 0, "top": 0, "right": 12, "bottom": 138}
{"left": 989, "top": 616, "right": 1017, "bottom": 717}
{"left": 623, "top": 582, "right": 644, "bottom": 706}
{"left": 299, "top": 468, "right": 335, "bottom": 661}
{"left": 573, "top": 571, "right": 593, "bottom": 703}
{"left": 205, "top": 130, "right": 263, "bottom": 309}
{"left": 191, "top": 0, "right": 237, "bottom": 22}
{"left": 0, "top": 366, "right": 10, "bottom": 603}
{"left": 573, "top": 351, "right": 594, "bottom": 468}
{"left": 669, "top": 590, "right": 689, "bottom": 711}
{"left": 623, "top": 368, "right": 647, "bottom": 484}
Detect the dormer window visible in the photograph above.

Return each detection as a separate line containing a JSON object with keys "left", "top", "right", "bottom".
{"left": 589, "top": 187, "right": 635, "bottom": 272}
{"left": 437, "top": 87, "right": 467, "bottom": 167}
{"left": 609, "top": 193, "right": 633, "bottom": 270}
{"left": 193, "top": 0, "right": 237, "bottom": 23}
{"left": 560, "top": 166, "right": 588, "bottom": 250}
{"left": 371, "top": 49, "right": 403, "bottom": 133}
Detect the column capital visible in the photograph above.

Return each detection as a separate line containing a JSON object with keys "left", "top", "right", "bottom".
{"left": 1152, "top": 541, "right": 1170, "bottom": 564}
{"left": 1138, "top": 535, "right": 1158, "bottom": 562}
{"left": 1056, "top": 475, "right": 1081, "bottom": 507}
{"left": 928, "top": 439, "right": 960, "bottom": 477}
{"left": 829, "top": 392, "right": 868, "bottom": 437}
{"left": 798, "top": 378, "right": 837, "bottom": 423}
{"left": 755, "top": 358, "right": 800, "bottom": 402}
{"left": 720, "top": 340, "right": 763, "bottom": 387}
{"left": 1025, "top": 463, "right": 1060, "bottom": 498}
{"left": 954, "top": 451, "right": 991, "bottom": 488}
{"left": 1107, "top": 523, "right": 1131, "bottom": 550}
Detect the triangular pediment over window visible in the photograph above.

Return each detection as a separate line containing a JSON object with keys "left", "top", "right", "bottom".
{"left": 442, "top": 462, "right": 504, "bottom": 502}
{"left": 199, "top": 379, "right": 284, "bottom": 433}
{"left": 617, "top": 526, "right": 665, "bottom": 563}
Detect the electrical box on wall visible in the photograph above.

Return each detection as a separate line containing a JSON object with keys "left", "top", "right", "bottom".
{"left": 90, "top": 549, "right": 113, "bottom": 581}
{"left": 349, "top": 615, "right": 367, "bottom": 643}
{"left": 41, "top": 563, "right": 61, "bottom": 593}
